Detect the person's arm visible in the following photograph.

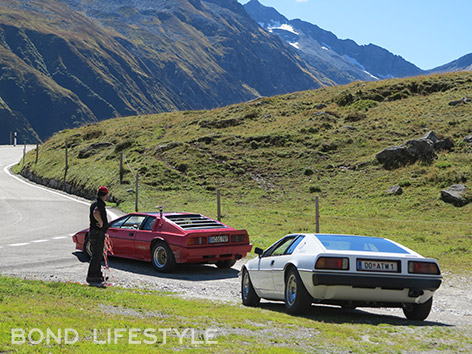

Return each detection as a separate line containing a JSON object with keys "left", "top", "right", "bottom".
{"left": 93, "top": 208, "right": 103, "bottom": 228}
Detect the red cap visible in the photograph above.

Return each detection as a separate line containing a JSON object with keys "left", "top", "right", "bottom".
{"left": 98, "top": 186, "right": 109, "bottom": 194}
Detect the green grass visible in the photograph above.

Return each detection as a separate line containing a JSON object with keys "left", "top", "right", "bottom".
{"left": 17, "top": 72, "right": 472, "bottom": 272}
{"left": 0, "top": 276, "right": 470, "bottom": 353}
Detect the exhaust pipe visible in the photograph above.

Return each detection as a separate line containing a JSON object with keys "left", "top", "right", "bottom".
{"left": 408, "top": 288, "right": 424, "bottom": 297}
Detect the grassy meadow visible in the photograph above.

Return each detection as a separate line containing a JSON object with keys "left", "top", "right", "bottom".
{"left": 1, "top": 276, "right": 470, "bottom": 353}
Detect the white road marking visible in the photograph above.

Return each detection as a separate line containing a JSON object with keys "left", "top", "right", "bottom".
{"left": 9, "top": 243, "right": 29, "bottom": 247}
{"left": 53, "top": 236, "right": 68, "bottom": 240}
{"left": 32, "top": 239, "right": 49, "bottom": 243}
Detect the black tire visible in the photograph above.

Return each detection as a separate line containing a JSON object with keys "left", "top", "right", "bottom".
{"left": 241, "top": 267, "right": 260, "bottom": 306}
{"left": 83, "top": 237, "right": 93, "bottom": 259}
{"left": 151, "top": 242, "right": 176, "bottom": 273}
{"left": 216, "top": 259, "right": 237, "bottom": 269}
{"left": 284, "top": 268, "right": 312, "bottom": 315}
{"left": 402, "top": 297, "right": 433, "bottom": 321}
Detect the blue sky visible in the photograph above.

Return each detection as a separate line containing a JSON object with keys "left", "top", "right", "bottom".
{"left": 238, "top": 0, "right": 472, "bottom": 70}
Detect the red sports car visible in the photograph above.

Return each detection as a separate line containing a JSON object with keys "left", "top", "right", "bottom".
{"left": 72, "top": 211, "right": 252, "bottom": 272}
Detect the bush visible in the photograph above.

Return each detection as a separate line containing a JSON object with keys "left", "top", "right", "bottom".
{"left": 309, "top": 185, "right": 322, "bottom": 193}
{"left": 304, "top": 168, "right": 314, "bottom": 176}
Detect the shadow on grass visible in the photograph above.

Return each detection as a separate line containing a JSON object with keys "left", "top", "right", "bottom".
{"left": 72, "top": 251, "right": 239, "bottom": 281}
{"left": 257, "top": 302, "right": 452, "bottom": 327}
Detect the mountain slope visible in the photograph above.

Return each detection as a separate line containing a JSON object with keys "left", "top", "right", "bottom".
{"left": 0, "top": 0, "right": 325, "bottom": 144}
{"left": 244, "top": 0, "right": 425, "bottom": 82}
{"left": 430, "top": 53, "right": 472, "bottom": 73}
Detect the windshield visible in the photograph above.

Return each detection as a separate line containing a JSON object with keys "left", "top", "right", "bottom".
{"left": 315, "top": 235, "right": 410, "bottom": 254}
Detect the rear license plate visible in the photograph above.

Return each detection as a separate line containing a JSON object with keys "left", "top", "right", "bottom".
{"left": 208, "top": 235, "right": 229, "bottom": 244}
{"left": 357, "top": 259, "right": 399, "bottom": 272}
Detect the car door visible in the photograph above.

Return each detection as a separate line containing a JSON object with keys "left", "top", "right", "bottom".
{"left": 133, "top": 216, "right": 156, "bottom": 260}
{"left": 252, "top": 235, "right": 299, "bottom": 299}
{"left": 271, "top": 235, "right": 305, "bottom": 293}
{"left": 108, "top": 215, "right": 147, "bottom": 258}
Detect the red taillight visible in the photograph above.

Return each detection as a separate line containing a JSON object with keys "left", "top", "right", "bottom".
{"left": 408, "top": 261, "right": 440, "bottom": 275}
{"left": 187, "top": 236, "right": 207, "bottom": 246}
{"left": 315, "top": 257, "right": 349, "bottom": 270}
{"left": 231, "top": 234, "right": 248, "bottom": 243}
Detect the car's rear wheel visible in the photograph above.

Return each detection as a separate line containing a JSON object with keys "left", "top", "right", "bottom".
{"left": 284, "top": 268, "right": 311, "bottom": 315}
{"left": 241, "top": 267, "right": 260, "bottom": 307}
{"left": 151, "top": 242, "right": 176, "bottom": 273}
{"left": 402, "top": 297, "right": 433, "bottom": 321}
{"left": 216, "top": 259, "right": 236, "bottom": 269}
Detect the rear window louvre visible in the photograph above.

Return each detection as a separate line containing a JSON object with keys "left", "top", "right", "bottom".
{"left": 165, "top": 214, "right": 228, "bottom": 230}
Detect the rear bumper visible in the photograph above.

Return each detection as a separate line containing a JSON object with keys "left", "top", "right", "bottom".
{"left": 312, "top": 272, "right": 442, "bottom": 291}
{"left": 171, "top": 243, "right": 252, "bottom": 263}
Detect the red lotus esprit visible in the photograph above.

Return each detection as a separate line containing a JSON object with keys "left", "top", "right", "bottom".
{"left": 72, "top": 212, "right": 252, "bottom": 272}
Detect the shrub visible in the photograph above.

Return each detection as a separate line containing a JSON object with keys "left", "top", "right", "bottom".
{"left": 309, "top": 185, "right": 322, "bottom": 193}
{"left": 304, "top": 168, "right": 314, "bottom": 176}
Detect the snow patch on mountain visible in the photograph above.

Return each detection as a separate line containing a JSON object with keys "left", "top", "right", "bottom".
{"left": 268, "top": 23, "right": 299, "bottom": 35}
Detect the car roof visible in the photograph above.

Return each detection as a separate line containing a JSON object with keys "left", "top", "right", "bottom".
{"left": 300, "top": 233, "right": 412, "bottom": 255}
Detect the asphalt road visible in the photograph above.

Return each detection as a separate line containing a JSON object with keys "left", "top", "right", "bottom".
{"left": 0, "top": 145, "right": 121, "bottom": 282}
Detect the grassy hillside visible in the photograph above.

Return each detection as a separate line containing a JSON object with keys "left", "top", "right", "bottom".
{"left": 18, "top": 72, "right": 472, "bottom": 270}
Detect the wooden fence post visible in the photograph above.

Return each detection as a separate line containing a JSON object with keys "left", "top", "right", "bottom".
{"left": 120, "top": 152, "right": 123, "bottom": 184}
{"left": 217, "top": 188, "right": 221, "bottom": 221}
{"left": 35, "top": 144, "right": 39, "bottom": 164}
{"left": 135, "top": 173, "right": 139, "bottom": 212}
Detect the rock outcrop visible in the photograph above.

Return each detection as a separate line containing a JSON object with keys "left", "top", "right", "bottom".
{"left": 376, "top": 131, "right": 454, "bottom": 169}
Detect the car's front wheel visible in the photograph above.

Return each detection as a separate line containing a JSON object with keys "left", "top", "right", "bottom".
{"left": 151, "top": 242, "right": 176, "bottom": 273}
{"left": 241, "top": 267, "right": 260, "bottom": 307}
{"left": 284, "top": 268, "right": 311, "bottom": 315}
{"left": 216, "top": 259, "right": 236, "bottom": 269}
{"left": 402, "top": 297, "right": 433, "bottom": 321}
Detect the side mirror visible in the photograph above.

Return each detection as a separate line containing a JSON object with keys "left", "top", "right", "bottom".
{"left": 254, "top": 247, "right": 264, "bottom": 257}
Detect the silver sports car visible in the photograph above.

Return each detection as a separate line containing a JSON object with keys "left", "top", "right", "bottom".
{"left": 241, "top": 233, "right": 442, "bottom": 320}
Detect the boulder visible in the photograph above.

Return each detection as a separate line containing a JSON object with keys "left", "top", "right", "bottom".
{"left": 386, "top": 185, "right": 403, "bottom": 195}
{"left": 422, "top": 130, "right": 454, "bottom": 151}
{"left": 376, "top": 138, "right": 436, "bottom": 169}
{"left": 376, "top": 146, "right": 412, "bottom": 169}
{"left": 464, "top": 135, "right": 472, "bottom": 144}
{"left": 404, "top": 138, "right": 436, "bottom": 161}
{"left": 376, "top": 131, "right": 456, "bottom": 169}
{"left": 440, "top": 184, "right": 470, "bottom": 207}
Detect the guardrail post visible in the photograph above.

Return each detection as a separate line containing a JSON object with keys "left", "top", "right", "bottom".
{"left": 315, "top": 196, "right": 320, "bottom": 233}
{"left": 35, "top": 144, "right": 39, "bottom": 164}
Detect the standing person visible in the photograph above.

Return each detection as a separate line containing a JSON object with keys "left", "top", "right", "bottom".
{"left": 86, "top": 186, "right": 110, "bottom": 284}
